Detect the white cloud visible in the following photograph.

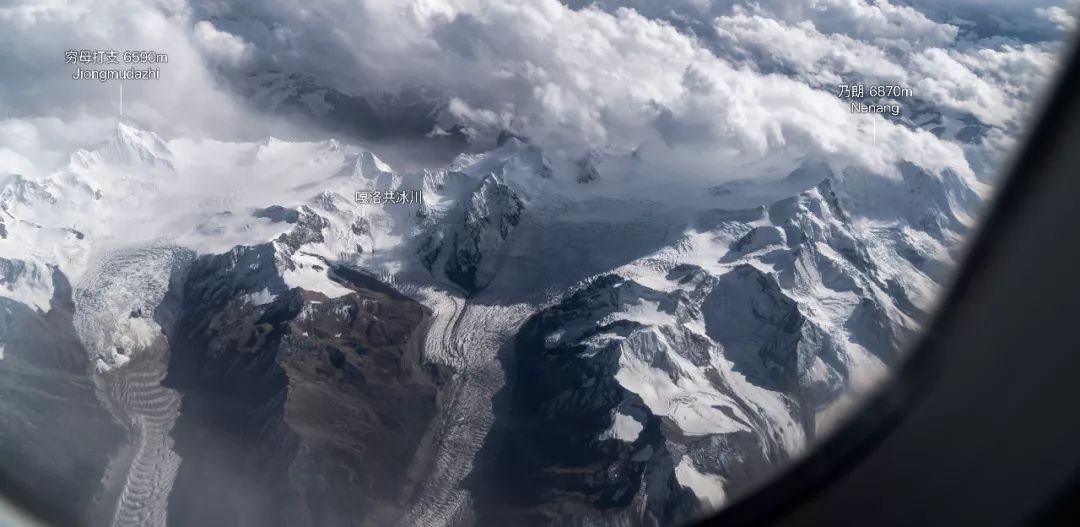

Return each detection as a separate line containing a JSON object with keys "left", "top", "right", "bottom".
{"left": 1036, "top": 1, "right": 1079, "bottom": 31}
{"left": 0, "top": 0, "right": 1070, "bottom": 195}
{"left": 183, "top": 0, "right": 987, "bottom": 188}
{"left": 0, "top": 115, "right": 116, "bottom": 177}
{"left": 0, "top": 148, "right": 36, "bottom": 178}
{"left": 754, "top": 0, "right": 960, "bottom": 47}
{"left": 0, "top": 0, "right": 286, "bottom": 147}
{"left": 193, "top": 20, "right": 252, "bottom": 65}
{"left": 710, "top": 6, "right": 1061, "bottom": 130}
{"left": 713, "top": 11, "right": 909, "bottom": 87}
{"left": 578, "top": 0, "right": 960, "bottom": 47}
{"left": 917, "top": 44, "right": 1060, "bottom": 127}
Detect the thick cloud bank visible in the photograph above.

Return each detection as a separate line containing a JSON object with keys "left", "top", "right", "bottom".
{"left": 0, "top": 0, "right": 1075, "bottom": 187}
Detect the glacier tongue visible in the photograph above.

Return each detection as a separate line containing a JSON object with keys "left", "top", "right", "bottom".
{"left": 73, "top": 246, "right": 193, "bottom": 527}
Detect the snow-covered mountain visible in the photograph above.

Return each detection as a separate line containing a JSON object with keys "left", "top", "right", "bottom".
{"left": 0, "top": 115, "right": 984, "bottom": 526}
{"left": 470, "top": 173, "right": 944, "bottom": 525}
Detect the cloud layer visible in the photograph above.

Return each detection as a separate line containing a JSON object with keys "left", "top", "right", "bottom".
{"left": 0, "top": 0, "right": 1075, "bottom": 189}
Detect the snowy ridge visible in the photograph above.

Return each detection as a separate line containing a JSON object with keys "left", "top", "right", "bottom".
{"left": 0, "top": 122, "right": 179, "bottom": 310}
{"left": 0, "top": 257, "right": 54, "bottom": 312}
{"left": 419, "top": 172, "right": 525, "bottom": 294}
{"left": 614, "top": 177, "right": 916, "bottom": 434}
{"left": 0, "top": 119, "right": 985, "bottom": 525}
{"left": 470, "top": 154, "right": 980, "bottom": 522}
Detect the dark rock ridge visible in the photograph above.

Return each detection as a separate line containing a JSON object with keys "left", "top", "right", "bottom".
{"left": 702, "top": 265, "right": 847, "bottom": 434}
{"left": 254, "top": 205, "right": 301, "bottom": 224}
{"left": 472, "top": 275, "right": 696, "bottom": 527}
{"left": 274, "top": 206, "right": 331, "bottom": 253}
{"left": 0, "top": 264, "right": 126, "bottom": 526}
{"left": 421, "top": 172, "right": 524, "bottom": 294}
{"left": 165, "top": 244, "right": 444, "bottom": 527}
{"left": 472, "top": 177, "right": 911, "bottom": 526}
{"left": 577, "top": 151, "right": 600, "bottom": 183}
{"left": 719, "top": 178, "right": 914, "bottom": 350}
{"left": 473, "top": 272, "right": 785, "bottom": 527}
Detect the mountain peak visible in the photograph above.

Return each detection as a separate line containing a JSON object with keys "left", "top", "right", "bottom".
{"left": 65, "top": 120, "right": 175, "bottom": 173}
{"left": 353, "top": 151, "right": 394, "bottom": 180}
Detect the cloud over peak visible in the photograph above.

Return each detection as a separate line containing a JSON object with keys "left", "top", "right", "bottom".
{"left": 0, "top": 0, "right": 1073, "bottom": 192}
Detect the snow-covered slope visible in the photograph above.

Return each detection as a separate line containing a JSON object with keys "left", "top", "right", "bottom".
{"left": 471, "top": 163, "right": 961, "bottom": 523}
{"left": 0, "top": 118, "right": 984, "bottom": 526}
{"left": 420, "top": 172, "right": 525, "bottom": 294}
